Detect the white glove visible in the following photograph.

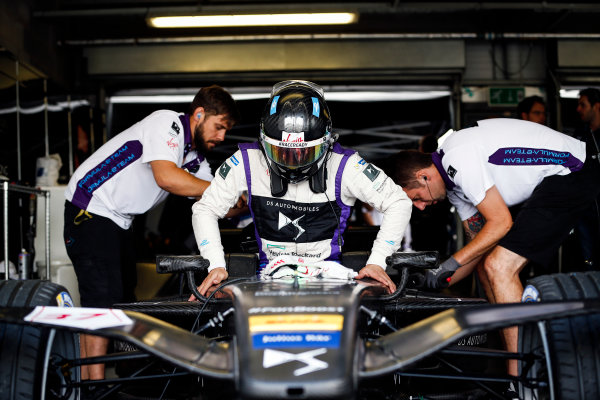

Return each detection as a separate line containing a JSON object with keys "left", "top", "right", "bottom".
{"left": 318, "top": 261, "right": 358, "bottom": 280}
{"left": 260, "top": 255, "right": 357, "bottom": 281}
{"left": 260, "top": 255, "right": 307, "bottom": 279}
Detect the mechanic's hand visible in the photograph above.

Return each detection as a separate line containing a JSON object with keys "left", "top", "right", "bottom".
{"left": 355, "top": 264, "right": 396, "bottom": 293}
{"left": 188, "top": 268, "right": 228, "bottom": 301}
{"left": 425, "top": 256, "right": 460, "bottom": 289}
{"left": 235, "top": 193, "right": 248, "bottom": 208}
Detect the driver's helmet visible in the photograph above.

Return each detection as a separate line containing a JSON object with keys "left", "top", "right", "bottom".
{"left": 260, "top": 80, "right": 333, "bottom": 183}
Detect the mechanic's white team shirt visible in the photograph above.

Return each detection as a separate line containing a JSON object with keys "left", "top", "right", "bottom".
{"left": 192, "top": 142, "right": 412, "bottom": 271}
{"left": 437, "top": 118, "right": 587, "bottom": 220}
{"left": 65, "top": 110, "right": 213, "bottom": 229}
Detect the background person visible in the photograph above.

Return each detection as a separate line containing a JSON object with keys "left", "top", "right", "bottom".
{"left": 389, "top": 118, "right": 600, "bottom": 376}
{"left": 63, "top": 85, "right": 239, "bottom": 382}
{"left": 517, "top": 95, "right": 547, "bottom": 125}
{"left": 189, "top": 80, "right": 412, "bottom": 297}
{"left": 574, "top": 88, "right": 600, "bottom": 269}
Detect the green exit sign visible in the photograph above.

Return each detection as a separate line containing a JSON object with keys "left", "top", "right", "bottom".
{"left": 488, "top": 87, "right": 525, "bottom": 106}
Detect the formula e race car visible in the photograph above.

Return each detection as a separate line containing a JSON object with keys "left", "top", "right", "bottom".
{"left": 0, "top": 251, "right": 599, "bottom": 400}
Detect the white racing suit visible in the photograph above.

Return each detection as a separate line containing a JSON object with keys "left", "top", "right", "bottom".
{"left": 191, "top": 142, "right": 412, "bottom": 274}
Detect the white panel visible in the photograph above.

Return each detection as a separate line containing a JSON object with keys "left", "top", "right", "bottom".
{"left": 84, "top": 40, "right": 465, "bottom": 75}
{"left": 558, "top": 41, "right": 600, "bottom": 67}
{"left": 464, "top": 40, "right": 547, "bottom": 83}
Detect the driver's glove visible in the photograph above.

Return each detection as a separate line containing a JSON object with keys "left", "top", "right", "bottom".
{"left": 425, "top": 256, "right": 460, "bottom": 289}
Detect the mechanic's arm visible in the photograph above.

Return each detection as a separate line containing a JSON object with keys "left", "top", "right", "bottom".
{"left": 453, "top": 186, "right": 512, "bottom": 266}
{"left": 151, "top": 160, "right": 210, "bottom": 197}
{"left": 427, "top": 186, "right": 512, "bottom": 288}
{"left": 443, "top": 211, "right": 486, "bottom": 285}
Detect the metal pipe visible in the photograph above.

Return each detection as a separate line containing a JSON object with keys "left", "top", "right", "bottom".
{"left": 0, "top": 184, "right": 51, "bottom": 280}
{"left": 3, "top": 181, "right": 8, "bottom": 280}
{"left": 59, "top": 32, "right": 600, "bottom": 47}
{"left": 89, "top": 107, "right": 95, "bottom": 153}
{"left": 15, "top": 61, "right": 21, "bottom": 181}
{"left": 32, "top": 2, "right": 600, "bottom": 19}
{"left": 45, "top": 192, "right": 50, "bottom": 280}
{"left": 67, "top": 95, "right": 73, "bottom": 176}
{"left": 44, "top": 79, "right": 49, "bottom": 157}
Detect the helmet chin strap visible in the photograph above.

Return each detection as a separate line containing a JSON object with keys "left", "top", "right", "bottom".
{"left": 269, "top": 165, "right": 288, "bottom": 197}
{"left": 308, "top": 155, "right": 328, "bottom": 194}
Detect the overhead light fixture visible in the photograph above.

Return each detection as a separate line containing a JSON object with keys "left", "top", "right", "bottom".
{"left": 148, "top": 13, "right": 358, "bottom": 28}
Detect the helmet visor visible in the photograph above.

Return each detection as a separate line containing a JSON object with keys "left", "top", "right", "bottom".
{"left": 261, "top": 132, "right": 330, "bottom": 169}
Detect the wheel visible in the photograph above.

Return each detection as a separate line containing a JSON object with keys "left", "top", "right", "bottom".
{"left": 0, "top": 280, "right": 80, "bottom": 400}
{"left": 518, "top": 271, "right": 600, "bottom": 400}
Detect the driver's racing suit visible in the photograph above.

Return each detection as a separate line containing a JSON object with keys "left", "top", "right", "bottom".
{"left": 191, "top": 142, "right": 412, "bottom": 273}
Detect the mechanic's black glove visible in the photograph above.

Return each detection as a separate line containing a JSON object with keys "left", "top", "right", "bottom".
{"left": 425, "top": 256, "right": 460, "bottom": 289}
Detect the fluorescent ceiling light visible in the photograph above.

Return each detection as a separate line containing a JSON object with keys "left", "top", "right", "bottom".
{"left": 109, "top": 93, "right": 271, "bottom": 104}
{"left": 326, "top": 91, "right": 450, "bottom": 102}
{"left": 148, "top": 13, "right": 358, "bottom": 28}
{"left": 109, "top": 90, "right": 450, "bottom": 104}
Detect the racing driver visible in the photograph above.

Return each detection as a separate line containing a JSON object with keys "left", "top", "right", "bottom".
{"left": 190, "top": 80, "right": 412, "bottom": 296}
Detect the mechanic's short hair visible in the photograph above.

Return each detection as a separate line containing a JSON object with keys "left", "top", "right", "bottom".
{"left": 517, "top": 95, "right": 545, "bottom": 117}
{"left": 419, "top": 134, "right": 438, "bottom": 153}
{"left": 579, "top": 88, "right": 600, "bottom": 106}
{"left": 388, "top": 150, "right": 433, "bottom": 189}
{"left": 190, "top": 85, "right": 240, "bottom": 125}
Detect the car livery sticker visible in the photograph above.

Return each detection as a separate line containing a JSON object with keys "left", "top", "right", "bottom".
{"left": 24, "top": 306, "right": 133, "bottom": 330}
{"left": 263, "top": 348, "right": 328, "bottom": 376}
{"left": 253, "top": 331, "right": 341, "bottom": 348}
{"left": 521, "top": 285, "right": 540, "bottom": 302}
{"left": 250, "top": 314, "right": 343, "bottom": 349}
{"left": 56, "top": 291, "right": 74, "bottom": 307}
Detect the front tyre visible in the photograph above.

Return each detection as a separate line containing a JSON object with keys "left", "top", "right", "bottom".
{"left": 0, "top": 280, "right": 80, "bottom": 400}
{"left": 518, "top": 272, "right": 600, "bottom": 400}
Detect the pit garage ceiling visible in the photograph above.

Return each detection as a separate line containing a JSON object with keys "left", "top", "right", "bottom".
{"left": 3, "top": 1, "right": 600, "bottom": 92}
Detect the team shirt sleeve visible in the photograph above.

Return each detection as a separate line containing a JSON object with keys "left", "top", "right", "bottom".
{"left": 341, "top": 154, "right": 413, "bottom": 269}
{"left": 443, "top": 144, "right": 495, "bottom": 220}
{"left": 191, "top": 150, "right": 247, "bottom": 271}
{"left": 140, "top": 111, "right": 183, "bottom": 165}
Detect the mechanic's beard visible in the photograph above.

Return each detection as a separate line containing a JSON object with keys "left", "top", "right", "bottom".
{"left": 193, "top": 123, "right": 211, "bottom": 154}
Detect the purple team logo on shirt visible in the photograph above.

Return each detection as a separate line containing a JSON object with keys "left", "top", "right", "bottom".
{"left": 71, "top": 140, "right": 143, "bottom": 209}
{"left": 488, "top": 147, "right": 584, "bottom": 171}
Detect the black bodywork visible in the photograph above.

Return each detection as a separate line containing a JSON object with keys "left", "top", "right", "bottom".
{"left": 1, "top": 252, "right": 600, "bottom": 399}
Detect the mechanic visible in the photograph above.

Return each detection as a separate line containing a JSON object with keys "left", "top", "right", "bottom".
{"left": 190, "top": 80, "right": 412, "bottom": 297}
{"left": 63, "top": 85, "right": 240, "bottom": 382}
{"left": 389, "top": 118, "right": 600, "bottom": 376}
{"left": 517, "top": 95, "right": 547, "bottom": 125}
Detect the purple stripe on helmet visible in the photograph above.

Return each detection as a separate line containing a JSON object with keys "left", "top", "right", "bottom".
{"left": 431, "top": 150, "right": 456, "bottom": 190}
{"left": 239, "top": 142, "right": 267, "bottom": 267}
{"left": 327, "top": 143, "right": 353, "bottom": 261}
{"left": 71, "top": 140, "right": 143, "bottom": 210}
{"left": 488, "top": 147, "right": 584, "bottom": 171}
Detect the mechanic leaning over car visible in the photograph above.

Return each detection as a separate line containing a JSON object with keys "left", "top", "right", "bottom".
{"left": 389, "top": 118, "right": 600, "bottom": 376}
{"left": 63, "top": 85, "right": 240, "bottom": 383}
{"left": 190, "top": 80, "right": 412, "bottom": 297}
